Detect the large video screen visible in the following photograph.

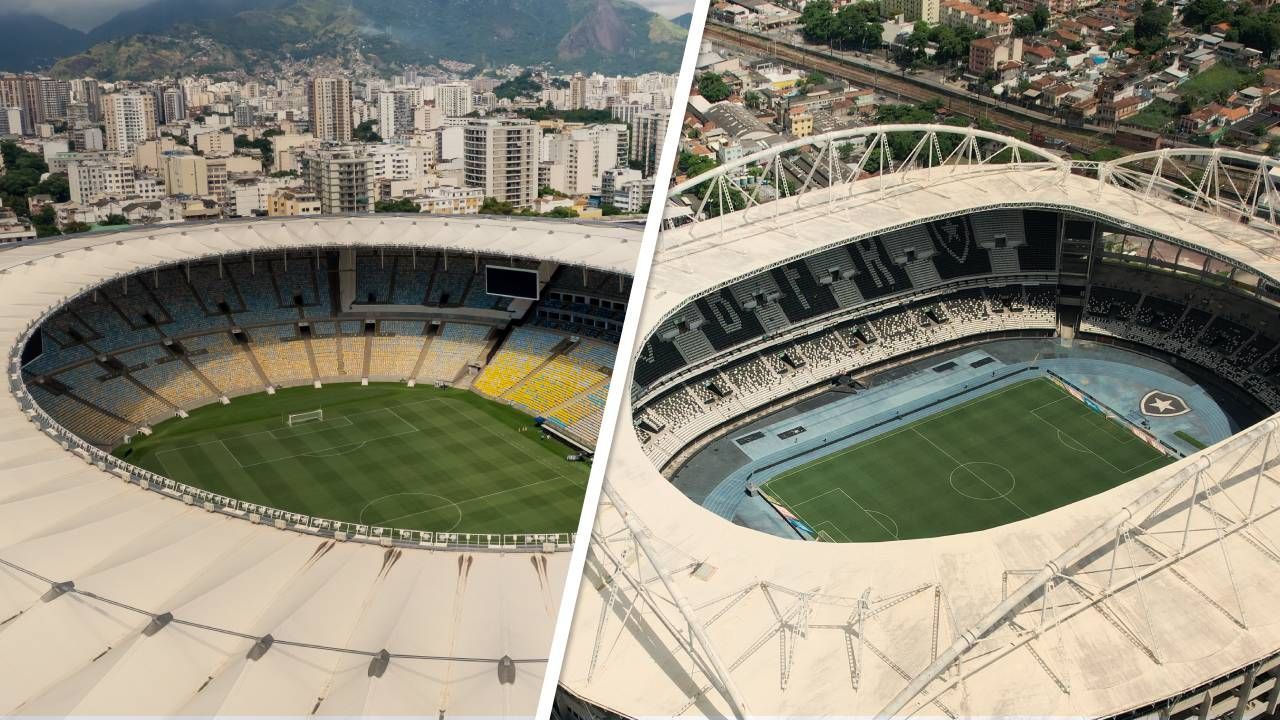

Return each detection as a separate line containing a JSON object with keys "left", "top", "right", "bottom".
{"left": 485, "top": 266, "right": 539, "bottom": 300}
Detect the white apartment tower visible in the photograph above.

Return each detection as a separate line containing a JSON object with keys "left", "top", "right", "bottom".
{"left": 160, "top": 86, "right": 187, "bottom": 124}
{"left": 546, "top": 124, "right": 624, "bottom": 195}
{"left": 629, "top": 111, "right": 667, "bottom": 177}
{"left": 463, "top": 118, "right": 539, "bottom": 209}
{"left": 307, "top": 77, "right": 353, "bottom": 142}
{"left": 299, "top": 146, "right": 375, "bottom": 214}
{"left": 569, "top": 73, "right": 588, "bottom": 110}
{"left": 67, "top": 158, "right": 141, "bottom": 204}
{"left": 434, "top": 82, "right": 473, "bottom": 118}
{"left": 102, "top": 92, "right": 158, "bottom": 153}
{"left": 378, "top": 90, "right": 416, "bottom": 139}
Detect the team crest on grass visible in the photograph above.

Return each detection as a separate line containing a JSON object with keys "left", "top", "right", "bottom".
{"left": 1140, "top": 390, "right": 1190, "bottom": 417}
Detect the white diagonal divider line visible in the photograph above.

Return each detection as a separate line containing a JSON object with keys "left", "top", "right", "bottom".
{"left": 532, "top": 4, "right": 717, "bottom": 717}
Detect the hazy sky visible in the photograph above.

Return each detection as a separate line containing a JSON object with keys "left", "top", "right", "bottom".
{"left": 0, "top": 0, "right": 693, "bottom": 31}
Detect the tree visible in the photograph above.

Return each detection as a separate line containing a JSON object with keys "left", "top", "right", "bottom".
{"left": 1134, "top": 0, "right": 1172, "bottom": 52}
{"left": 35, "top": 174, "right": 70, "bottom": 203}
{"left": 101, "top": 214, "right": 129, "bottom": 226}
{"left": 62, "top": 221, "right": 91, "bottom": 234}
{"left": 800, "top": 71, "right": 828, "bottom": 90}
{"left": 698, "top": 72, "right": 733, "bottom": 102}
{"left": 677, "top": 150, "right": 719, "bottom": 181}
{"left": 1032, "top": 3, "right": 1050, "bottom": 30}
{"left": 1237, "top": 14, "right": 1280, "bottom": 57}
{"left": 800, "top": 0, "right": 840, "bottom": 43}
{"left": 543, "top": 206, "right": 579, "bottom": 218}
{"left": 1013, "top": 15, "right": 1038, "bottom": 36}
{"left": 353, "top": 120, "right": 382, "bottom": 143}
{"left": 30, "top": 206, "right": 58, "bottom": 237}
{"left": 515, "top": 106, "right": 614, "bottom": 123}
{"left": 987, "top": 0, "right": 1006, "bottom": 11}
{"left": 374, "top": 198, "right": 419, "bottom": 213}
{"left": 494, "top": 73, "right": 543, "bottom": 100}
{"left": 899, "top": 21, "right": 976, "bottom": 67}
{"left": 0, "top": 141, "right": 53, "bottom": 217}
{"left": 599, "top": 203, "right": 624, "bottom": 216}
{"left": 1181, "top": 0, "right": 1230, "bottom": 30}
{"left": 837, "top": 142, "right": 863, "bottom": 162}
{"left": 235, "top": 134, "right": 275, "bottom": 170}
{"left": 831, "top": 2, "right": 884, "bottom": 51}
{"left": 479, "top": 197, "right": 516, "bottom": 215}
{"left": 743, "top": 90, "right": 763, "bottom": 110}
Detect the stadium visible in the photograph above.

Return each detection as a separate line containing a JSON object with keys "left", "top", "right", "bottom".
{"left": 0, "top": 214, "right": 635, "bottom": 715}
{"left": 556, "top": 126, "right": 1280, "bottom": 720}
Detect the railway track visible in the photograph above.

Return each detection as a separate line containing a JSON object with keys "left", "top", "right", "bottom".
{"left": 706, "top": 23, "right": 1111, "bottom": 154}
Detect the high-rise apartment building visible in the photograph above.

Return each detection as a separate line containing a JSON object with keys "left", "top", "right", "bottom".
{"left": 163, "top": 152, "right": 228, "bottom": 204}
{"left": 463, "top": 118, "right": 540, "bottom": 209}
{"left": 0, "top": 108, "right": 23, "bottom": 136}
{"left": 69, "top": 79, "right": 101, "bottom": 122}
{"left": 545, "top": 124, "right": 625, "bottom": 195}
{"left": 103, "top": 92, "right": 158, "bottom": 153}
{"left": 67, "top": 158, "right": 152, "bottom": 204}
{"left": 378, "top": 90, "right": 416, "bottom": 140}
{"left": 0, "top": 74, "right": 42, "bottom": 134}
{"left": 39, "top": 79, "right": 71, "bottom": 124}
{"left": 629, "top": 111, "right": 667, "bottom": 177}
{"left": 434, "top": 82, "right": 473, "bottom": 118}
{"left": 569, "top": 73, "right": 588, "bottom": 111}
{"left": 307, "top": 77, "right": 353, "bottom": 142}
{"left": 299, "top": 146, "right": 375, "bottom": 214}
{"left": 154, "top": 86, "right": 187, "bottom": 125}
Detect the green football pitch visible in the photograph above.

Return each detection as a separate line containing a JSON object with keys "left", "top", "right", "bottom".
{"left": 112, "top": 384, "right": 589, "bottom": 534}
{"left": 761, "top": 377, "right": 1174, "bottom": 542}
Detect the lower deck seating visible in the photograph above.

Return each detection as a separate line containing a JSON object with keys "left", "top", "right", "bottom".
{"left": 369, "top": 321, "right": 427, "bottom": 379}
{"left": 417, "top": 323, "right": 489, "bottom": 383}
{"left": 473, "top": 327, "right": 563, "bottom": 397}
{"left": 249, "top": 325, "right": 312, "bottom": 385}
{"left": 27, "top": 383, "right": 132, "bottom": 445}
{"left": 505, "top": 339, "right": 614, "bottom": 416}
{"left": 185, "top": 333, "right": 262, "bottom": 396}
{"left": 54, "top": 363, "right": 173, "bottom": 427}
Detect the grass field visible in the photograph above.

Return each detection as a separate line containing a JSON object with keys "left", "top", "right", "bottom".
{"left": 762, "top": 378, "right": 1173, "bottom": 542}
{"left": 113, "top": 384, "right": 589, "bottom": 534}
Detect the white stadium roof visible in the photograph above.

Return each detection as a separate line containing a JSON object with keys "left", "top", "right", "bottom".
{"left": 559, "top": 130, "right": 1280, "bottom": 719}
{"left": 0, "top": 215, "right": 640, "bottom": 717}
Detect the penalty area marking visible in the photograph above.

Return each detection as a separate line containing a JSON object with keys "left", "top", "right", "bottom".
{"left": 269, "top": 415, "right": 353, "bottom": 439}
{"left": 1056, "top": 429, "right": 1090, "bottom": 453}
{"left": 788, "top": 487, "right": 900, "bottom": 541}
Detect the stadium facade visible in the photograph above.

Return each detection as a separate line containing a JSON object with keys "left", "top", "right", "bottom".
{"left": 0, "top": 215, "right": 638, "bottom": 716}
{"left": 556, "top": 127, "right": 1280, "bottom": 720}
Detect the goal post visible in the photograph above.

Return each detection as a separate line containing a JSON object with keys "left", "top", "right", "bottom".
{"left": 287, "top": 409, "right": 324, "bottom": 427}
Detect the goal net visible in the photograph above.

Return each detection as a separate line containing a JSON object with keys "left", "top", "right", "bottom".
{"left": 287, "top": 409, "right": 324, "bottom": 427}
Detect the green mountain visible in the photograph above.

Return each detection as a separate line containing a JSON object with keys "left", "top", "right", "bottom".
{"left": 48, "top": 0, "right": 686, "bottom": 80}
